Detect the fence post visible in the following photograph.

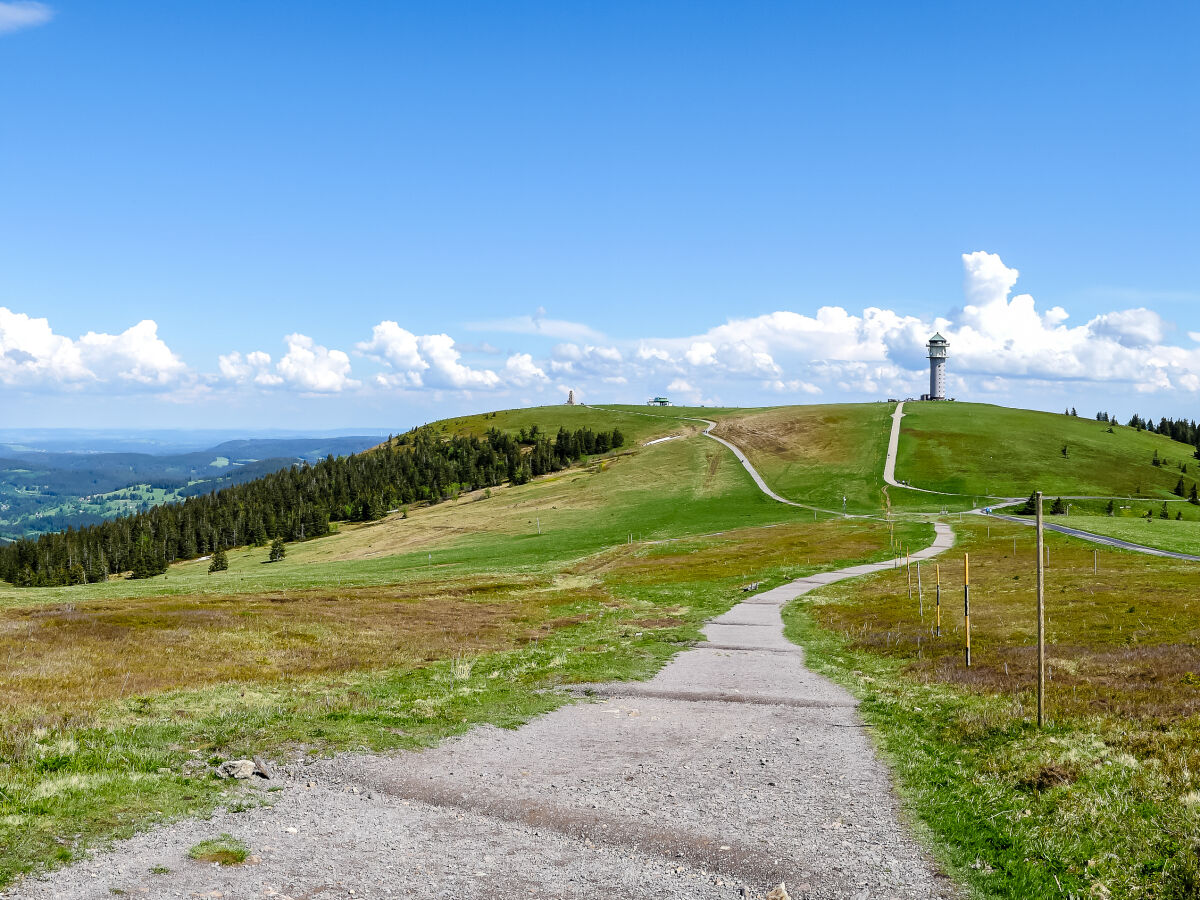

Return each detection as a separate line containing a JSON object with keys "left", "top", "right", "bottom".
{"left": 1036, "top": 491, "right": 1046, "bottom": 728}
{"left": 907, "top": 548, "right": 913, "bottom": 601}
{"left": 964, "top": 552, "right": 971, "bottom": 668}
{"left": 917, "top": 560, "right": 923, "bottom": 616}
{"left": 935, "top": 563, "right": 941, "bottom": 637}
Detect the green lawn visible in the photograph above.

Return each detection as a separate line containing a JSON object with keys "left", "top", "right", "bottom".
{"left": 1049, "top": 514, "right": 1200, "bottom": 556}
{"left": 896, "top": 403, "right": 1199, "bottom": 499}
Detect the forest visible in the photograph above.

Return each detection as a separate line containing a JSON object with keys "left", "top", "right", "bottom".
{"left": 0, "top": 424, "right": 624, "bottom": 587}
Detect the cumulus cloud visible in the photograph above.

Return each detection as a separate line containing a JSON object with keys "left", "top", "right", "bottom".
{"left": 0, "top": 308, "right": 186, "bottom": 388}
{"left": 503, "top": 352, "right": 548, "bottom": 386}
{"left": 218, "top": 350, "right": 282, "bottom": 386}
{"left": 276, "top": 335, "right": 357, "bottom": 392}
{"left": 222, "top": 335, "right": 356, "bottom": 392}
{"left": 355, "top": 323, "right": 505, "bottom": 390}
{"left": 0, "top": 1, "right": 52, "bottom": 35}
{"left": 416, "top": 334, "right": 501, "bottom": 389}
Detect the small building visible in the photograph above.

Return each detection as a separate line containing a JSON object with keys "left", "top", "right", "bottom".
{"left": 647, "top": 397, "right": 671, "bottom": 407}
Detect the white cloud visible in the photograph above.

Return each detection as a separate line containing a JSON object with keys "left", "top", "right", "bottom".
{"left": 418, "top": 334, "right": 500, "bottom": 389}
{"left": 503, "top": 352, "right": 548, "bottom": 386}
{"left": 356, "top": 322, "right": 428, "bottom": 387}
{"left": 0, "top": 308, "right": 186, "bottom": 388}
{"left": 1089, "top": 308, "right": 1167, "bottom": 348}
{"left": 355, "top": 322, "right": 506, "bottom": 391}
{"left": 685, "top": 341, "right": 717, "bottom": 366}
{"left": 0, "top": 1, "right": 52, "bottom": 35}
{"left": 218, "top": 350, "right": 282, "bottom": 386}
{"left": 276, "top": 334, "right": 357, "bottom": 392}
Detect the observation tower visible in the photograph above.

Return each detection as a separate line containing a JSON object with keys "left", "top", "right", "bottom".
{"left": 925, "top": 333, "right": 948, "bottom": 400}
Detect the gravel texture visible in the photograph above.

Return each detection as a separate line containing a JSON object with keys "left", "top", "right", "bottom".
{"left": 4, "top": 524, "right": 958, "bottom": 900}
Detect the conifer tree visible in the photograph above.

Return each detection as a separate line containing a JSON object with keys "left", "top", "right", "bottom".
{"left": 208, "top": 547, "right": 228, "bottom": 573}
{"left": 268, "top": 537, "right": 286, "bottom": 563}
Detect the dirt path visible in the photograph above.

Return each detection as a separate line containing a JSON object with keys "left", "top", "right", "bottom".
{"left": 5, "top": 534, "right": 961, "bottom": 900}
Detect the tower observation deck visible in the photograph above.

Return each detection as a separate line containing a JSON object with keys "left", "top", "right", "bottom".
{"left": 923, "top": 333, "right": 948, "bottom": 400}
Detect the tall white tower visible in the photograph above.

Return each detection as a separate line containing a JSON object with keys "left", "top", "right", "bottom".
{"left": 926, "top": 333, "right": 948, "bottom": 400}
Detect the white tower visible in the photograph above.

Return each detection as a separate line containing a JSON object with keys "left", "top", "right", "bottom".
{"left": 926, "top": 333, "right": 948, "bottom": 400}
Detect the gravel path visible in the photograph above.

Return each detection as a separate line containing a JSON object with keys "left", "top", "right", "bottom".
{"left": 4, "top": 525, "right": 959, "bottom": 900}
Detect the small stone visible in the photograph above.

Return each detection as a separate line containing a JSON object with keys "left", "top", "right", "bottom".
{"left": 766, "top": 884, "right": 792, "bottom": 900}
{"left": 215, "top": 760, "right": 257, "bottom": 780}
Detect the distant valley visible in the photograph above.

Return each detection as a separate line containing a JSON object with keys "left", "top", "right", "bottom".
{"left": 0, "top": 435, "right": 384, "bottom": 541}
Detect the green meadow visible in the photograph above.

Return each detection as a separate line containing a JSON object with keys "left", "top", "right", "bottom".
{"left": 6, "top": 397, "right": 1200, "bottom": 898}
{"left": 895, "top": 402, "right": 1199, "bottom": 499}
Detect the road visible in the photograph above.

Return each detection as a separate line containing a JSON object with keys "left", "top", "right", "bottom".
{"left": 984, "top": 510, "right": 1200, "bottom": 561}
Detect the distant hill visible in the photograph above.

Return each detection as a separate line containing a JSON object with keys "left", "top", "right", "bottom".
{"left": 0, "top": 435, "right": 382, "bottom": 540}
{"left": 895, "top": 402, "right": 1199, "bottom": 499}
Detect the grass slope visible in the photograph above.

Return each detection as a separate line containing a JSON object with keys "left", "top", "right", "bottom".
{"left": 709, "top": 403, "right": 895, "bottom": 513}
{"left": 414, "top": 403, "right": 704, "bottom": 446}
{"left": 897, "top": 403, "right": 1199, "bottom": 499}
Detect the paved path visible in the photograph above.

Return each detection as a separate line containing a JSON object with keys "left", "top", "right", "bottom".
{"left": 985, "top": 510, "right": 1200, "bottom": 562}
{"left": 6, "top": 535, "right": 960, "bottom": 896}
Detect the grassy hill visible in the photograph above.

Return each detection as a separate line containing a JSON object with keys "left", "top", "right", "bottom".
{"left": 895, "top": 402, "right": 1199, "bottom": 499}
{"left": 710, "top": 403, "right": 893, "bottom": 513}
{"left": 0, "top": 411, "right": 926, "bottom": 886}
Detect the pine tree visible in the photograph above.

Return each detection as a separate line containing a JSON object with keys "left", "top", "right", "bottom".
{"left": 268, "top": 537, "right": 286, "bottom": 563}
{"left": 208, "top": 547, "right": 228, "bottom": 573}
{"left": 1050, "top": 497, "right": 1067, "bottom": 515}
{"left": 1106, "top": 499, "right": 1115, "bottom": 516}
{"left": 1175, "top": 478, "right": 1186, "bottom": 497}
{"left": 1190, "top": 484, "right": 1199, "bottom": 506}
{"left": 1161, "top": 502, "right": 1171, "bottom": 520}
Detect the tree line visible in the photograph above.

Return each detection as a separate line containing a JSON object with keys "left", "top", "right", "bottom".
{"left": 0, "top": 424, "right": 624, "bottom": 587}
{"left": 1095, "top": 411, "right": 1200, "bottom": 453}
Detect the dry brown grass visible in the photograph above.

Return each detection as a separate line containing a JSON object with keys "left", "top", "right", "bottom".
{"left": 0, "top": 575, "right": 587, "bottom": 717}
{"left": 811, "top": 516, "right": 1200, "bottom": 720}
{"left": 598, "top": 519, "right": 901, "bottom": 585}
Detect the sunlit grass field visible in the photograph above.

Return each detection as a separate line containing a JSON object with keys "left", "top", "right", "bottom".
{"left": 896, "top": 402, "right": 1199, "bottom": 499}
{"left": 0, "top": 424, "right": 929, "bottom": 887}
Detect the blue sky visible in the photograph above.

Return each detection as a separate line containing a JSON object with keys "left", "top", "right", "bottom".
{"left": 1, "top": 1, "right": 1197, "bottom": 429}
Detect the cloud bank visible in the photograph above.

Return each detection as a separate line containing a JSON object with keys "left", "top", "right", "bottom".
{"left": 6, "top": 252, "right": 1200, "bottom": 417}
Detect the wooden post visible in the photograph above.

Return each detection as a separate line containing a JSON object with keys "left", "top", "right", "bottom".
{"left": 935, "top": 563, "right": 941, "bottom": 636}
{"left": 917, "top": 560, "right": 923, "bottom": 616}
{"left": 906, "top": 548, "right": 912, "bottom": 601}
{"left": 964, "top": 552, "right": 971, "bottom": 668}
{"left": 1094, "top": 549, "right": 1097, "bottom": 574}
{"left": 1036, "top": 492, "right": 1046, "bottom": 728}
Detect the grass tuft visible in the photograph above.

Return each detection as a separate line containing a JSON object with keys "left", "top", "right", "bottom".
{"left": 187, "top": 834, "right": 248, "bottom": 866}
